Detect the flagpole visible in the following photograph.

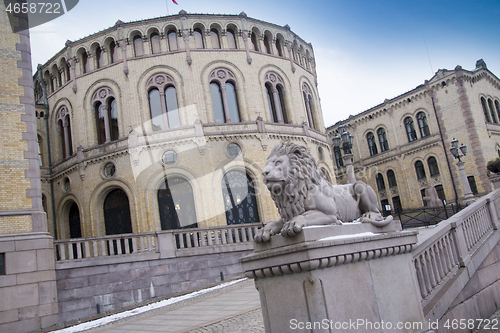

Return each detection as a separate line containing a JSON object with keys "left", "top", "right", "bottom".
{"left": 166, "top": 0, "right": 170, "bottom": 16}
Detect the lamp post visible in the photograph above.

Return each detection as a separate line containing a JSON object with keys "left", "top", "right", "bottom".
{"left": 449, "top": 138, "right": 474, "bottom": 204}
{"left": 333, "top": 124, "right": 356, "bottom": 184}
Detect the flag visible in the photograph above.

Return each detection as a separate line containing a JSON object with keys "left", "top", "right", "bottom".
{"left": 172, "top": 0, "right": 178, "bottom": 4}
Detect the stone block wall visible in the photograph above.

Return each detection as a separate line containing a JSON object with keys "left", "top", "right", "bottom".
{"left": 55, "top": 249, "right": 251, "bottom": 324}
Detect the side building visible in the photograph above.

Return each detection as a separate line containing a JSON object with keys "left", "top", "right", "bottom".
{"left": 0, "top": 2, "right": 59, "bottom": 332}
{"left": 327, "top": 60, "right": 500, "bottom": 212}
{"left": 34, "top": 11, "right": 334, "bottom": 240}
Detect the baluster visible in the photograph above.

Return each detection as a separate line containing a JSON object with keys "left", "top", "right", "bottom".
{"left": 443, "top": 235, "right": 454, "bottom": 270}
{"left": 425, "top": 250, "right": 437, "bottom": 289}
{"left": 186, "top": 233, "right": 192, "bottom": 248}
{"left": 76, "top": 241, "right": 82, "bottom": 259}
{"left": 84, "top": 241, "right": 90, "bottom": 258}
{"left": 68, "top": 242, "right": 75, "bottom": 259}
{"left": 430, "top": 246, "right": 442, "bottom": 283}
{"left": 132, "top": 237, "right": 138, "bottom": 253}
{"left": 214, "top": 230, "right": 220, "bottom": 245}
{"left": 60, "top": 244, "right": 67, "bottom": 261}
{"left": 439, "top": 238, "right": 451, "bottom": 274}
{"left": 221, "top": 230, "right": 227, "bottom": 245}
{"left": 116, "top": 239, "right": 123, "bottom": 255}
{"left": 201, "top": 231, "right": 207, "bottom": 247}
{"left": 147, "top": 236, "right": 153, "bottom": 251}
{"left": 432, "top": 244, "right": 444, "bottom": 281}
{"left": 124, "top": 238, "right": 131, "bottom": 254}
{"left": 420, "top": 255, "right": 432, "bottom": 295}
{"left": 207, "top": 231, "right": 213, "bottom": 246}
{"left": 92, "top": 240, "right": 98, "bottom": 257}
{"left": 414, "top": 258, "right": 427, "bottom": 299}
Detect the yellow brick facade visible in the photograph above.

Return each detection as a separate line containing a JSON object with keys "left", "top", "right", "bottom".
{"left": 328, "top": 61, "right": 500, "bottom": 211}
{"left": 35, "top": 12, "right": 334, "bottom": 239}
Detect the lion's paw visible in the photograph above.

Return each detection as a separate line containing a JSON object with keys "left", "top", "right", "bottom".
{"left": 281, "top": 216, "right": 306, "bottom": 237}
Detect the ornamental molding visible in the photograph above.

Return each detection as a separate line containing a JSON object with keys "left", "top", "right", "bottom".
{"left": 209, "top": 68, "right": 236, "bottom": 84}
{"left": 244, "top": 243, "right": 415, "bottom": 279}
{"left": 146, "top": 73, "right": 175, "bottom": 89}
{"left": 91, "top": 87, "right": 115, "bottom": 105}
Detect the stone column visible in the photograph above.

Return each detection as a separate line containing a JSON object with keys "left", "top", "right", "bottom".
{"left": 118, "top": 39, "right": 129, "bottom": 76}
{"left": 342, "top": 153, "right": 356, "bottom": 184}
{"left": 102, "top": 105, "right": 111, "bottom": 142}
{"left": 241, "top": 224, "right": 425, "bottom": 333}
{"left": 68, "top": 57, "right": 77, "bottom": 93}
{"left": 62, "top": 117, "right": 71, "bottom": 157}
{"left": 182, "top": 30, "right": 192, "bottom": 66}
{"left": 286, "top": 42, "right": 296, "bottom": 73}
{"left": 159, "top": 91, "right": 170, "bottom": 129}
{"left": 457, "top": 160, "right": 474, "bottom": 203}
{"left": 220, "top": 84, "right": 231, "bottom": 123}
{"left": 271, "top": 87, "right": 283, "bottom": 123}
{"left": 242, "top": 31, "right": 252, "bottom": 65}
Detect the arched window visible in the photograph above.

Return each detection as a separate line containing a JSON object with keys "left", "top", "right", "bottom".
{"left": 415, "top": 160, "right": 426, "bottom": 179}
{"left": 209, "top": 68, "right": 240, "bottom": 123}
{"left": 376, "top": 173, "right": 386, "bottom": 191}
{"left": 53, "top": 64, "right": 61, "bottom": 88}
{"left": 37, "top": 135, "right": 43, "bottom": 166}
{"left": 210, "top": 29, "right": 220, "bottom": 49}
{"left": 104, "top": 189, "right": 132, "bottom": 235}
{"left": 69, "top": 202, "right": 82, "bottom": 239}
{"left": 227, "top": 28, "right": 237, "bottom": 49}
{"left": 265, "top": 72, "right": 288, "bottom": 123}
{"left": 146, "top": 73, "right": 180, "bottom": 130}
{"left": 167, "top": 30, "right": 178, "bottom": 51}
{"left": 56, "top": 106, "right": 73, "bottom": 158}
{"left": 95, "top": 46, "right": 103, "bottom": 68}
{"left": 222, "top": 170, "right": 260, "bottom": 225}
{"left": 367, "top": 132, "right": 378, "bottom": 156}
{"left": 404, "top": 117, "right": 417, "bottom": 142}
{"left": 64, "top": 60, "right": 70, "bottom": 82}
{"left": 481, "top": 97, "right": 491, "bottom": 123}
{"left": 417, "top": 112, "right": 430, "bottom": 137}
{"left": 276, "top": 38, "right": 283, "bottom": 57}
{"left": 109, "top": 41, "right": 116, "bottom": 63}
{"left": 133, "top": 35, "right": 143, "bottom": 56}
{"left": 81, "top": 51, "right": 89, "bottom": 74}
{"left": 92, "top": 87, "right": 119, "bottom": 144}
{"left": 496, "top": 100, "right": 500, "bottom": 122}
{"left": 428, "top": 156, "right": 440, "bottom": 176}
{"left": 435, "top": 185, "right": 446, "bottom": 201}
{"left": 158, "top": 177, "right": 198, "bottom": 230}
{"left": 194, "top": 28, "right": 204, "bottom": 49}
{"left": 387, "top": 170, "right": 397, "bottom": 187}
{"left": 377, "top": 128, "right": 389, "bottom": 152}
{"left": 321, "top": 168, "right": 332, "bottom": 184}
{"left": 263, "top": 35, "right": 271, "bottom": 54}
{"left": 488, "top": 99, "right": 498, "bottom": 124}
{"left": 150, "top": 32, "right": 160, "bottom": 54}
{"left": 250, "top": 32, "right": 259, "bottom": 51}
{"left": 108, "top": 98, "right": 119, "bottom": 141}
{"left": 302, "top": 83, "right": 316, "bottom": 129}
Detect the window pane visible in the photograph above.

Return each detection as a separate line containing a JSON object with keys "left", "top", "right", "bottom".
{"left": 266, "top": 84, "right": 276, "bottom": 122}
{"left": 264, "top": 35, "right": 271, "bottom": 54}
{"left": 276, "top": 39, "right": 283, "bottom": 57}
{"left": 82, "top": 53, "right": 88, "bottom": 73}
{"left": 96, "top": 103, "right": 106, "bottom": 144}
{"left": 210, "top": 29, "right": 220, "bottom": 49}
{"left": 277, "top": 86, "right": 287, "bottom": 123}
{"left": 227, "top": 29, "right": 236, "bottom": 49}
{"left": 194, "top": 29, "right": 204, "bottom": 49}
{"left": 428, "top": 157, "right": 439, "bottom": 176}
{"left": 226, "top": 82, "right": 240, "bottom": 122}
{"left": 168, "top": 31, "right": 178, "bottom": 51}
{"left": 250, "top": 33, "right": 258, "bottom": 51}
{"left": 58, "top": 119, "right": 66, "bottom": 157}
{"left": 387, "top": 170, "right": 397, "bottom": 187}
{"left": 134, "top": 36, "right": 143, "bottom": 56}
{"left": 151, "top": 33, "right": 160, "bottom": 54}
{"left": 481, "top": 98, "right": 491, "bottom": 122}
{"left": 96, "top": 47, "right": 103, "bottom": 68}
{"left": 108, "top": 98, "right": 119, "bottom": 141}
{"left": 165, "top": 86, "right": 180, "bottom": 128}
{"left": 158, "top": 177, "right": 198, "bottom": 230}
{"left": 148, "top": 89, "right": 163, "bottom": 131}
{"left": 210, "top": 83, "right": 225, "bottom": 123}
{"left": 109, "top": 41, "right": 116, "bottom": 63}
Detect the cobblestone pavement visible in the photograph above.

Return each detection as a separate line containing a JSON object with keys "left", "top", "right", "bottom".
{"left": 185, "top": 308, "right": 264, "bottom": 333}
{"left": 473, "top": 308, "right": 500, "bottom": 333}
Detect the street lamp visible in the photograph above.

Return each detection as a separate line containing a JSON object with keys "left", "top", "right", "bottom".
{"left": 450, "top": 138, "right": 474, "bottom": 203}
{"left": 333, "top": 124, "right": 356, "bottom": 184}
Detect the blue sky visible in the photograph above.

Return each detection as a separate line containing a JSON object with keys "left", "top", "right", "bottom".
{"left": 29, "top": 0, "right": 500, "bottom": 127}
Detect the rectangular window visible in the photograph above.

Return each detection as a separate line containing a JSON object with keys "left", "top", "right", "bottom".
{"left": 0, "top": 253, "right": 5, "bottom": 275}
{"left": 468, "top": 176, "right": 478, "bottom": 195}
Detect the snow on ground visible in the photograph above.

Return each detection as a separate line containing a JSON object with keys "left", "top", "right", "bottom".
{"left": 48, "top": 278, "right": 247, "bottom": 333}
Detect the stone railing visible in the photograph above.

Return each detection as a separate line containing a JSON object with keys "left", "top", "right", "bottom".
{"left": 54, "top": 223, "right": 262, "bottom": 262}
{"left": 412, "top": 189, "right": 500, "bottom": 317}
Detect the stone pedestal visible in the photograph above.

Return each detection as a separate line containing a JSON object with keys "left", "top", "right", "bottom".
{"left": 241, "top": 222, "right": 426, "bottom": 332}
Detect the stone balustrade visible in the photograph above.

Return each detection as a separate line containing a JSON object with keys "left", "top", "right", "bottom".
{"left": 412, "top": 189, "right": 500, "bottom": 321}
{"left": 54, "top": 222, "right": 262, "bottom": 262}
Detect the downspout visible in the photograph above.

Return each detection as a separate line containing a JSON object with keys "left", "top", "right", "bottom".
{"left": 38, "top": 64, "right": 58, "bottom": 240}
{"left": 429, "top": 87, "right": 459, "bottom": 205}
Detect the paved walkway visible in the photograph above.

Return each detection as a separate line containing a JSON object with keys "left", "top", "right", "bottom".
{"left": 63, "top": 279, "right": 264, "bottom": 333}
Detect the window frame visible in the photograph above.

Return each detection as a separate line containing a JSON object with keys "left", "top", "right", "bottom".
{"left": 404, "top": 117, "right": 418, "bottom": 142}
{"left": 367, "top": 132, "right": 378, "bottom": 156}
{"left": 209, "top": 68, "right": 241, "bottom": 123}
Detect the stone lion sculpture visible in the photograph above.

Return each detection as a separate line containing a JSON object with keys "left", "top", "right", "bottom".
{"left": 254, "top": 142, "right": 393, "bottom": 243}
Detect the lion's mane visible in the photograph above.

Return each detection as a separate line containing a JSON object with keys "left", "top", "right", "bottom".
{"left": 266, "top": 142, "right": 326, "bottom": 222}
